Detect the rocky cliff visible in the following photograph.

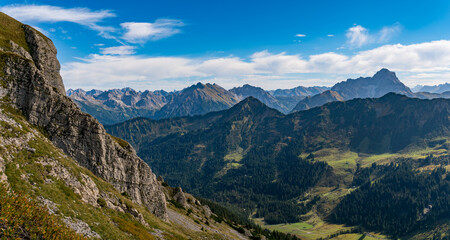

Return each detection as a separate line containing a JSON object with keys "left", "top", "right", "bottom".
{"left": 0, "top": 17, "right": 167, "bottom": 219}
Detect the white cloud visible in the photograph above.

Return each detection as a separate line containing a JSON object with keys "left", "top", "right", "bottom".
{"left": 295, "top": 34, "right": 306, "bottom": 37}
{"left": 121, "top": 19, "right": 184, "bottom": 43}
{"left": 0, "top": 4, "right": 185, "bottom": 43}
{"left": 378, "top": 24, "right": 401, "bottom": 43}
{"left": 250, "top": 50, "right": 307, "bottom": 74}
{"left": 62, "top": 40, "right": 450, "bottom": 90}
{"left": 327, "top": 34, "right": 334, "bottom": 37}
{"left": 346, "top": 25, "right": 369, "bottom": 48}
{"left": 0, "top": 4, "right": 115, "bottom": 37}
{"left": 346, "top": 24, "right": 402, "bottom": 48}
{"left": 0, "top": 4, "right": 115, "bottom": 23}
{"left": 100, "top": 46, "right": 136, "bottom": 55}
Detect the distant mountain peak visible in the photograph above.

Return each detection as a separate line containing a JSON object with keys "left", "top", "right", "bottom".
{"left": 237, "top": 96, "right": 263, "bottom": 105}
{"left": 195, "top": 82, "right": 205, "bottom": 87}
{"left": 374, "top": 68, "right": 394, "bottom": 75}
{"left": 240, "top": 84, "right": 263, "bottom": 90}
{"left": 223, "top": 96, "right": 282, "bottom": 119}
{"left": 331, "top": 68, "right": 413, "bottom": 99}
{"left": 292, "top": 90, "right": 344, "bottom": 112}
{"left": 379, "top": 92, "right": 409, "bottom": 101}
{"left": 230, "top": 84, "right": 290, "bottom": 113}
{"left": 121, "top": 87, "right": 135, "bottom": 93}
{"left": 155, "top": 82, "right": 239, "bottom": 118}
{"left": 186, "top": 82, "right": 216, "bottom": 91}
{"left": 372, "top": 68, "right": 401, "bottom": 83}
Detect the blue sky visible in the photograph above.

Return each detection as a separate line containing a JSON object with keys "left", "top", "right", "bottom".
{"left": 2, "top": 0, "right": 450, "bottom": 90}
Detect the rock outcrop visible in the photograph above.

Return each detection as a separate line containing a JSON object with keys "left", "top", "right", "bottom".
{"left": 0, "top": 21, "right": 167, "bottom": 219}
{"left": 173, "top": 187, "right": 188, "bottom": 208}
{"left": 22, "top": 26, "right": 65, "bottom": 95}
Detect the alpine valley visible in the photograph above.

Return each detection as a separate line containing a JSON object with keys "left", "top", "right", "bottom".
{"left": 0, "top": 7, "right": 449, "bottom": 240}
{"left": 107, "top": 92, "right": 450, "bottom": 239}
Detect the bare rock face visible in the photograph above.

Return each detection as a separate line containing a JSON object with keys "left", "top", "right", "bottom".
{"left": 22, "top": 26, "right": 65, "bottom": 95}
{"left": 39, "top": 156, "right": 101, "bottom": 207}
{"left": 0, "top": 25, "right": 167, "bottom": 219}
{"left": 7, "top": 40, "right": 32, "bottom": 61}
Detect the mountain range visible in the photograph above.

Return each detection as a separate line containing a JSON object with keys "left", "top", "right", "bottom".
{"left": 107, "top": 92, "right": 450, "bottom": 237}
{"left": 68, "top": 83, "right": 331, "bottom": 125}
{"left": 70, "top": 69, "right": 449, "bottom": 125}
{"left": 412, "top": 83, "right": 450, "bottom": 93}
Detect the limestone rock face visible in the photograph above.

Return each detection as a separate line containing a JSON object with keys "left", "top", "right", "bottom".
{"left": 22, "top": 26, "right": 65, "bottom": 95}
{"left": 0, "top": 26, "right": 167, "bottom": 219}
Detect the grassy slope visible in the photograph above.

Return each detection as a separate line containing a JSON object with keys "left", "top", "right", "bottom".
{"left": 0, "top": 12, "right": 50, "bottom": 52}
{"left": 0, "top": 95, "right": 241, "bottom": 239}
{"left": 0, "top": 100, "right": 164, "bottom": 239}
{"left": 0, "top": 12, "right": 29, "bottom": 52}
{"left": 0, "top": 184, "right": 86, "bottom": 239}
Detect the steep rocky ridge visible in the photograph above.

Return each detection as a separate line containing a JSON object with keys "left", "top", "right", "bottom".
{"left": 22, "top": 26, "right": 65, "bottom": 94}
{"left": 0, "top": 14, "right": 167, "bottom": 219}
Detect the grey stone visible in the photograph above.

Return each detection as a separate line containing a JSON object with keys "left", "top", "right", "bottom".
{"left": 173, "top": 187, "right": 188, "bottom": 208}
{"left": 202, "top": 205, "right": 212, "bottom": 218}
{"left": 8, "top": 40, "right": 32, "bottom": 61}
{"left": 23, "top": 26, "right": 65, "bottom": 95}
{"left": 63, "top": 217, "right": 102, "bottom": 239}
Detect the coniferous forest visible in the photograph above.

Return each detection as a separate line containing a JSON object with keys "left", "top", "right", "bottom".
{"left": 331, "top": 157, "right": 450, "bottom": 236}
